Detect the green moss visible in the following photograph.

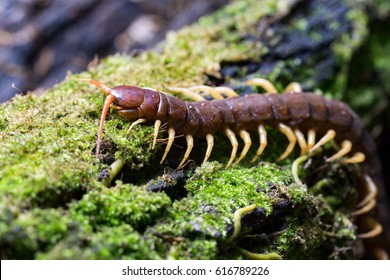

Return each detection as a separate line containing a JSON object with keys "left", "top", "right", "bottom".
{"left": 69, "top": 182, "right": 171, "bottom": 230}
{"left": 37, "top": 224, "right": 161, "bottom": 260}
{"left": 165, "top": 239, "right": 219, "bottom": 260}
{"left": 275, "top": 215, "right": 325, "bottom": 259}
{"left": 0, "top": 207, "right": 69, "bottom": 259}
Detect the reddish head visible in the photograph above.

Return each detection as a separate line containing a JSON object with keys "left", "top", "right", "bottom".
{"left": 79, "top": 78, "right": 145, "bottom": 158}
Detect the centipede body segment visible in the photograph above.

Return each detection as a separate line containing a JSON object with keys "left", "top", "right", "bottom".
{"left": 79, "top": 77, "right": 389, "bottom": 259}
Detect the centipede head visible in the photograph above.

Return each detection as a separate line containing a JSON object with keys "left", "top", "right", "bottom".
{"left": 78, "top": 78, "right": 145, "bottom": 158}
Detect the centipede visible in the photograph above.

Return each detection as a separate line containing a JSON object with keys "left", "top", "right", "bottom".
{"left": 79, "top": 77, "right": 390, "bottom": 259}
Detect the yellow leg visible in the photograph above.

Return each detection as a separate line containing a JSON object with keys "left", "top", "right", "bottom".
{"left": 152, "top": 120, "right": 161, "bottom": 150}
{"left": 245, "top": 78, "right": 278, "bottom": 93}
{"left": 307, "top": 129, "right": 316, "bottom": 151}
{"left": 351, "top": 199, "right": 377, "bottom": 216}
{"left": 215, "top": 86, "right": 239, "bottom": 97}
{"left": 291, "top": 148, "right": 323, "bottom": 185}
{"left": 326, "top": 140, "right": 352, "bottom": 162}
{"left": 229, "top": 204, "right": 257, "bottom": 241}
{"left": 278, "top": 123, "right": 297, "bottom": 161}
{"left": 373, "top": 248, "right": 389, "bottom": 260}
{"left": 233, "top": 130, "right": 252, "bottom": 166}
{"left": 251, "top": 124, "right": 267, "bottom": 163}
{"left": 189, "top": 85, "right": 224, "bottom": 100}
{"left": 239, "top": 249, "right": 282, "bottom": 260}
{"left": 357, "top": 217, "right": 383, "bottom": 239}
{"left": 343, "top": 152, "right": 365, "bottom": 164}
{"left": 101, "top": 157, "right": 126, "bottom": 187}
{"left": 160, "top": 127, "right": 175, "bottom": 164}
{"left": 127, "top": 118, "right": 147, "bottom": 133}
{"left": 203, "top": 134, "right": 214, "bottom": 164}
{"left": 294, "top": 129, "right": 307, "bottom": 155}
{"left": 224, "top": 128, "right": 238, "bottom": 169}
{"left": 309, "top": 129, "right": 336, "bottom": 152}
{"left": 284, "top": 82, "right": 302, "bottom": 93}
{"left": 356, "top": 174, "right": 378, "bottom": 209}
{"left": 167, "top": 86, "right": 205, "bottom": 101}
{"left": 177, "top": 134, "right": 194, "bottom": 169}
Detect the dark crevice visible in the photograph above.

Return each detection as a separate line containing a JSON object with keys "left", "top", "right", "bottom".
{"left": 218, "top": 0, "right": 352, "bottom": 91}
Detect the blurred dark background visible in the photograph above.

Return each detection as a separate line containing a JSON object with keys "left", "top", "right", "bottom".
{"left": 0, "top": 0, "right": 227, "bottom": 103}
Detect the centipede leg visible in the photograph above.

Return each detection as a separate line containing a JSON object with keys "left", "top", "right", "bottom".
{"left": 356, "top": 175, "right": 378, "bottom": 209}
{"left": 214, "top": 87, "right": 239, "bottom": 97}
{"left": 309, "top": 129, "right": 336, "bottom": 152}
{"left": 307, "top": 129, "right": 316, "bottom": 151}
{"left": 224, "top": 128, "right": 238, "bottom": 169}
{"left": 351, "top": 199, "right": 377, "bottom": 216}
{"left": 284, "top": 82, "right": 302, "bottom": 93}
{"left": 177, "top": 134, "right": 194, "bottom": 169}
{"left": 189, "top": 86, "right": 224, "bottom": 100}
{"left": 326, "top": 140, "right": 352, "bottom": 162}
{"left": 352, "top": 174, "right": 379, "bottom": 221}
{"left": 167, "top": 86, "right": 206, "bottom": 101}
{"left": 160, "top": 127, "right": 175, "bottom": 164}
{"left": 292, "top": 147, "right": 323, "bottom": 184}
{"left": 127, "top": 118, "right": 147, "bottom": 133}
{"left": 245, "top": 78, "right": 277, "bottom": 93}
{"left": 233, "top": 130, "right": 252, "bottom": 166}
{"left": 343, "top": 152, "right": 365, "bottom": 164}
{"left": 251, "top": 124, "right": 267, "bottom": 163}
{"left": 277, "top": 123, "right": 297, "bottom": 161}
{"left": 294, "top": 129, "right": 307, "bottom": 155}
{"left": 203, "top": 134, "right": 214, "bottom": 164}
{"left": 229, "top": 204, "right": 257, "bottom": 241}
{"left": 372, "top": 248, "right": 389, "bottom": 260}
{"left": 357, "top": 217, "right": 383, "bottom": 239}
{"left": 152, "top": 120, "right": 161, "bottom": 149}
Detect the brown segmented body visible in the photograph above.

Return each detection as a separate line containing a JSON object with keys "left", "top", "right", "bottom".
{"left": 80, "top": 78, "right": 389, "bottom": 259}
{"left": 120, "top": 89, "right": 381, "bottom": 173}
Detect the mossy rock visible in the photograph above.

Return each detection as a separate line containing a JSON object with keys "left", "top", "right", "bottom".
{"left": 0, "top": 0, "right": 387, "bottom": 259}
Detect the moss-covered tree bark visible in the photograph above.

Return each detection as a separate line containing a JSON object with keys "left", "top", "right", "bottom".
{"left": 1, "top": 0, "right": 389, "bottom": 259}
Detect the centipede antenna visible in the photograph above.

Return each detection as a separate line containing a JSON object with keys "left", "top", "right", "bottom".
{"left": 96, "top": 94, "right": 116, "bottom": 158}
{"left": 77, "top": 78, "right": 116, "bottom": 158}
{"left": 77, "top": 78, "right": 112, "bottom": 95}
